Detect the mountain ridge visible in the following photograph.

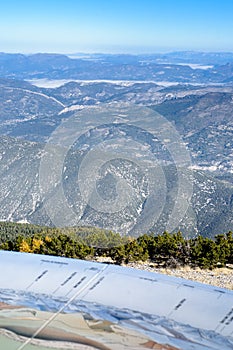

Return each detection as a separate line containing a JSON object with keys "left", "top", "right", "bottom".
{"left": 1, "top": 52, "right": 233, "bottom": 83}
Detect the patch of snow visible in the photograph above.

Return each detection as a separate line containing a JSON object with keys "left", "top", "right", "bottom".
{"left": 17, "top": 219, "right": 29, "bottom": 224}
{"left": 189, "top": 165, "right": 218, "bottom": 172}
{"left": 58, "top": 105, "right": 85, "bottom": 115}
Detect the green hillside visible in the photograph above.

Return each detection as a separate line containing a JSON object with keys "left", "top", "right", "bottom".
{"left": 0, "top": 221, "right": 232, "bottom": 270}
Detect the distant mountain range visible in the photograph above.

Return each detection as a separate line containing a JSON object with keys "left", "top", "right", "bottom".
{"left": 0, "top": 52, "right": 233, "bottom": 237}
{"left": 1, "top": 51, "right": 233, "bottom": 83}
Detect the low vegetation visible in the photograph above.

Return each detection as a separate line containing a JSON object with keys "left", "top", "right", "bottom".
{"left": 0, "top": 222, "right": 232, "bottom": 269}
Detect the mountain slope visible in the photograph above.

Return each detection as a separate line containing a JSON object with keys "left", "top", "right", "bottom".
{"left": 0, "top": 136, "right": 232, "bottom": 238}
{"left": 0, "top": 75, "right": 233, "bottom": 236}
{"left": 153, "top": 91, "right": 233, "bottom": 182}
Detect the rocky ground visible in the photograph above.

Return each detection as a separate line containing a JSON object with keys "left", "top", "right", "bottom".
{"left": 95, "top": 257, "right": 233, "bottom": 290}
{"left": 123, "top": 262, "right": 233, "bottom": 290}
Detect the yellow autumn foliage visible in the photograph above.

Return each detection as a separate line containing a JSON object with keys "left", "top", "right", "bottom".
{"left": 45, "top": 235, "right": 52, "bottom": 243}
{"left": 31, "top": 238, "right": 44, "bottom": 252}
{"left": 19, "top": 240, "right": 31, "bottom": 253}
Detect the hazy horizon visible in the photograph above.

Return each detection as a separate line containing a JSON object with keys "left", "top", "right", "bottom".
{"left": 2, "top": 49, "right": 233, "bottom": 56}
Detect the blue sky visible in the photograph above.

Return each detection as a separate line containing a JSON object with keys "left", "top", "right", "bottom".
{"left": 0, "top": 0, "right": 233, "bottom": 53}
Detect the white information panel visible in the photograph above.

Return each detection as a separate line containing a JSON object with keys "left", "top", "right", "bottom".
{"left": 0, "top": 250, "right": 232, "bottom": 350}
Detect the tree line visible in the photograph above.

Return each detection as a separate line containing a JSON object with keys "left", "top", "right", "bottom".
{"left": 0, "top": 222, "right": 232, "bottom": 269}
